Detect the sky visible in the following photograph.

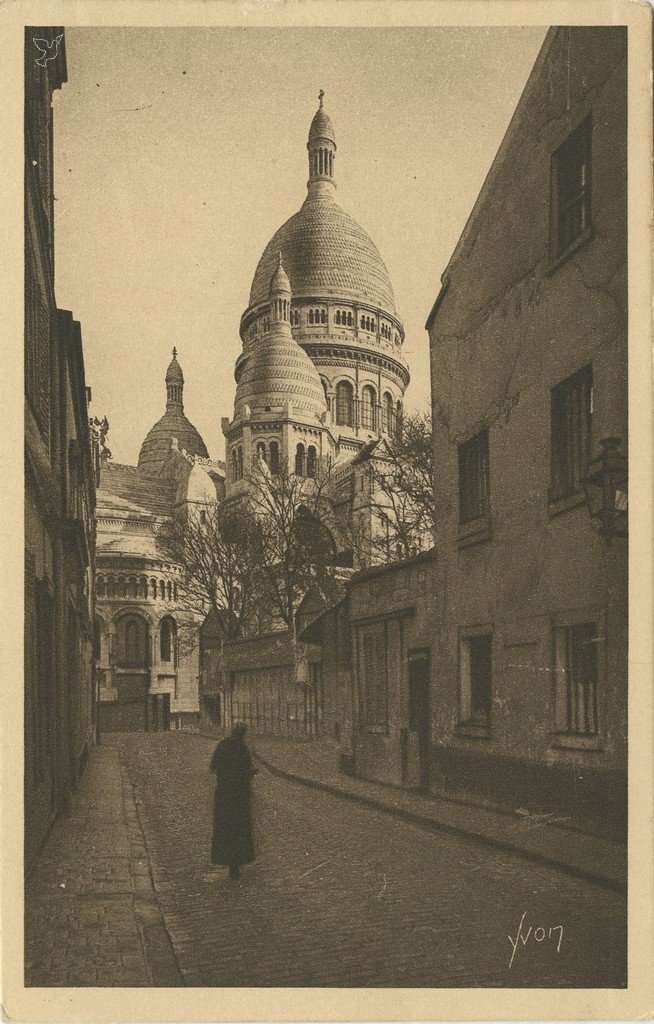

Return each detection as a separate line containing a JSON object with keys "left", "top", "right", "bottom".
{"left": 54, "top": 26, "right": 547, "bottom": 465}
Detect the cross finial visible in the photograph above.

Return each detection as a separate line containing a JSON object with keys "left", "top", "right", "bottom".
{"left": 172, "top": 346, "right": 177, "bottom": 359}
{"left": 318, "top": 89, "right": 324, "bottom": 107}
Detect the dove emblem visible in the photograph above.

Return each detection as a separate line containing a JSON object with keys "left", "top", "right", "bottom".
{"left": 33, "top": 34, "right": 63, "bottom": 69}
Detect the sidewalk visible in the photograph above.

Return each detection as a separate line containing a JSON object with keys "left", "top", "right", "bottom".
{"left": 251, "top": 736, "right": 627, "bottom": 894}
{"left": 25, "top": 738, "right": 183, "bottom": 987}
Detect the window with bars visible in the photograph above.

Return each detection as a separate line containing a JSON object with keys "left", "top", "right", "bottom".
{"left": 361, "top": 386, "right": 376, "bottom": 430}
{"left": 458, "top": 429, "right": 490, "bottom": 524}
{"left": 552, "top": 116, "right": 592, "bottom": 257}
{"left": 459, "top": 633, "right": 492, "bottom": 728}
{"left": 550, "top": 365, "right": 592, "bottom": 501}
{"left": 553, "top": 622, "right": 599, "bottom": 735}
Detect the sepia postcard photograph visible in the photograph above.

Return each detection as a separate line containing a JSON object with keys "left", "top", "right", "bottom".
{"left": 1, "top": 0, "right": 653, "bottom": 1021}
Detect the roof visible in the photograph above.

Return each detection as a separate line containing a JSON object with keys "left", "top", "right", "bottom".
{"left": 308, "top": 103, "right": 336, "bottom": 147}
{"left": 138, "top": 408, "right": 208, "bottom": 473}
{"left": 247, "top": 192, "right": 397, "bottom": 315}
{"left": 96, "top": 463, "right": 172, "bottom": 516}
{"left": 234, "top": 323, "right": 327, "bottom": 419}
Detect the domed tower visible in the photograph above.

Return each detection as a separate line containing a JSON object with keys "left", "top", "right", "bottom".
{"left": 224, "top": 254, "right": 334, "bottom": 494}
{"left": 138, "top": 349, "right": 209, "bottom": 475}
{"left": 240, "top": 93, "right": 409, "bottom": 459}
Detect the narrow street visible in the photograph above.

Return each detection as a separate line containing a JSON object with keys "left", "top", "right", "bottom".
{"left": 34, "top": 731, "right": 624, "bottom": 989}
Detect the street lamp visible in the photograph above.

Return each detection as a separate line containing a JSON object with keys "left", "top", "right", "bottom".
{"left": 582, "top": 437, "right": 628, "bottom": 542}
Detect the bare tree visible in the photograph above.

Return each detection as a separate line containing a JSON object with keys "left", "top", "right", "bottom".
{"left": 245, "top": 456, "right": 342, "bottom": 643}
{"left": 158, "top": 501, "right": 259, "bottom": 642}
{"left": 357, "top": 410, "right": 436, "bottom": 565}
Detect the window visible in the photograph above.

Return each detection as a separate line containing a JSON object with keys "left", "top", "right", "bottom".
{"left": 395, "top": 401, "right": 403, "bottom": 438}
{"left": 237, "top": 447, "right": 243, "bottom": 480}
{"left": 361, "top": 385, "right": 376, "bottom": 430}
{"left": 159, "top": 580, "right": 165, "bottom": 600}
{"left": 269, "top": 441, "right": 280, "bottom": 475}
{"left": 256, "top": 441, "right": 267, "bottom": 464}
{"left": 335, "top": 380, "right": 354, "bottom": 426}
{"left": 121, "top": 615, "right": 148, "bottom": 668}
{"left": 460, "top": 633, "right": 492, "bottom": 729}
{"left": 358, "top": 622, "right": 388, "bottom": 729}
{"left": 96, "top": 575, "right": 106, "bottom": 598}
{"left": 231, "top": 449, "right": 238, "bottom": 482}
{"left": 307, "top": 445, "right": 317, "bottom": 478}
{"left": 160, "top": 618, "right": 175, "bottom": 663}
{"left": 295, "top": 443, "right": 306, "bottom": 476}
{"left": 320, "top": 308, "right": 327, "bottom": 325}
{"left": 552, "top": 116, "right": 592, "bottom": 257}
{"left": 382, "top": 392, "right": 394, "bottom": 434}
{"left": 550, "top": 365, "right": 592, "bottom": 502}
{"left": 554, "top": 622, "right": 599, "bottom": 735}
{"left": 458, "top": 428, "right": 490, "bottom": 524}
{"left": 335, "top": 310, "right": 341, "bottom": 325}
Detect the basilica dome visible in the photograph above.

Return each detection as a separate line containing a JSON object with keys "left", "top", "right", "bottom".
{"left": 235, "top": 256, "right": 327, "bottom": 421}
{"left": 248, "top": 195, "right": 397, "bottom": 316}
{"left": 138, "top": 350, "right": 209, "bottom": 474}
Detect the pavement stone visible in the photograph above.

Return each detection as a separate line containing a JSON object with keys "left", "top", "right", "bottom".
{"left": 251, "top": 734, "right": 627, "bottom": 892}
{"left": 118, "top": 732, "right": 626, "bottom": 988}
{"left": 24, "top": 732, "right": 628, "bottom": 989}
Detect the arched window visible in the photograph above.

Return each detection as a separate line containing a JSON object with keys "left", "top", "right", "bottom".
{"left": 335, "top": 310, "right": 341, "bottom": 325}
{"left": 309, "top": 309, "right": 314, "bottom": 325}
{"left": 117, "top": 578, "right": 127, "bottom": 598}
{"left": 396, "top": 401, "right": 403, "bottom": 438}
{"left": 269, "top": 441, "right": 280, "bottom": 475}
{"left": 237, "top": 447, "right": 243, "bottom": 480}
{"left": 129, "top": 577, "right": 138, "bottom": 598}
{"left": 159, "top": 580, "right": 165, "bottom": 600}
{"left": 160, "top": 617, "right": 176, "bottom": 663}
{"left": 96, "top": 575, "right": 106, "bottom": 598}
{"left": 307, "top": 446, "right": 317, "bottom": 478}
{"left": 150, "top": 578, "right": 157, "bottom": 600}
{"left": 256, "top": 441, "right": 267, "bottom": 464}
{"left": 347, "top": 311, "right": 353, "bottom": 326}
{"left": 121, "top": 615, "right": 148, "bottom": 668}
{"left": 335, "top": 380, "right": 354, "bottom": 426}
{"left": 383, "top": 392, "right": 394, "bottom": 433}
{"left": 141, "top": 577, "right": 148, "bottom": 599}
{"left": 231, "top": 449, "right": 238, "bottom": 482}
{"left": 360, "top": 315, "right": 365, "bottom": 330}
{"left": 361, "top": 385, "right": 376, "bottom": 430}
{"left": 167, "top": 581, "right": 172, "bottom": 601}
{"left": 295, "top": 443, "right": 306, "bottom": 476}
{"left": 173, "top": 582, "right": 178, "bottom": 601}
{"left": 320, "top": 308, "right": 327, "bottom": 324}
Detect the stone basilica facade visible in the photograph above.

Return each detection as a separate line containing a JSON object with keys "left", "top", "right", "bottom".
{"left": 223, "top": 92, "right": 409, "bottom": 492}
{"left": 202, "top": 94, "right": 412, "bottom": 736}
{"left": 94, "top": 352, "right": 225, "bottom": 732}
{"left": 95, "top": 94, "right": 410, "bottom": 735}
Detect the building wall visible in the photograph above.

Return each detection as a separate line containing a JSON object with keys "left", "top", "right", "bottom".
{"left": 346, "top": 552, "right": 437, "bottom": 787}
{"left": 24, "top": 27, "right": 96, "bottom": 868}
{"left": 426, "top": 27, "right": 627, "bottom": 819}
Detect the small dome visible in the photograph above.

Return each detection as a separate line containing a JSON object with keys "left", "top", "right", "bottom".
{"left": 235, "top": 335, "right": 326, "bottom": 421}
{"left": 308, "top": 92, "right": 335, "bottom": 147}
{"left": 166, "top": 348, "right": 184, "bottom": 385}
{"left": 138, "top": 410, "right": 208, "bottom": 474}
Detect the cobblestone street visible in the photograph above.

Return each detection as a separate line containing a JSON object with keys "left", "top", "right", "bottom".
{"left": 26, "top": 733, "right": 627, "bottom": 988}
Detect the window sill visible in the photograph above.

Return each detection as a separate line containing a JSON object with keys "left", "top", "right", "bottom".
{"left": 547, "top": 224, "right": 594, "bottom": 275}
{"left": 457, "top": 516, "right": 492, "bottom": 549}
{"left": 551, "top": 733, "right": 604, "bottom": 752}
{"left": 547, "top": 489, "right": 586, "bottom": 519}
{"left": 455, "top": 721, "right": 491, "bottom": 740}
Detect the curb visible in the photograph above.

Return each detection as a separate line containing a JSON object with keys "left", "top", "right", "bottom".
{"left": 252, "top": 750, "right": 627, "bottom": 896}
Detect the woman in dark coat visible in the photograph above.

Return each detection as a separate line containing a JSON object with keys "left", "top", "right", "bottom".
{"left": 210, "top": 723, "right": 257, "bottom": 880}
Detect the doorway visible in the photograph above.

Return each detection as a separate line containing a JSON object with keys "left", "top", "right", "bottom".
{"left": 408, "top": 650, "right": 431, "bottom": 791}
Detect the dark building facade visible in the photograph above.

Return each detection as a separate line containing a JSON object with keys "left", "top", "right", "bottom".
{"left": 425, "top": 26, "right": 628, "bottom": 821}
{"left": 25, "top": 28, "right": 97, "bottom": 867}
